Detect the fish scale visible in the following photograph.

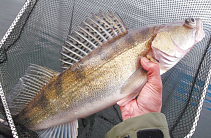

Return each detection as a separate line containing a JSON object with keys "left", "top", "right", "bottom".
{"left": 6, "top": 11, "right": 205, "bottom": 138}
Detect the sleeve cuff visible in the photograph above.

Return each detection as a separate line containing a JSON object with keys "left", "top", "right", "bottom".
{"left": 106, "top": 112, "right": 170, "bottom": 138}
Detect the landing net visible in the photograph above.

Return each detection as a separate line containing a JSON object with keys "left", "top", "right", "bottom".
{"left": 0, "top": 0, "right": 210, "bottom": 137}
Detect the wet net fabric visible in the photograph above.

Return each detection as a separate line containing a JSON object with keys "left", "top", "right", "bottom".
{"left": 0, "top": 0, "right": 211, "bottom": 137}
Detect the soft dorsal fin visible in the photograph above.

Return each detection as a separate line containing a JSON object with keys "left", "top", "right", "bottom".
{"left": 7, "top": 64, "right": 59, "bottom": 115}
{"left": 60, "top": 11, "right": 128, "bottom": 70}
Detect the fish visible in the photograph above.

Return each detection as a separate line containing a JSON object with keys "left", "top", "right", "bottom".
{"left": 7, "top": 11, "right": 205, "bottom": 138}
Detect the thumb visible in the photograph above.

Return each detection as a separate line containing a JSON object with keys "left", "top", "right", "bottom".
{"left": 140, "top": 57, "right": 162, "bottom": 90}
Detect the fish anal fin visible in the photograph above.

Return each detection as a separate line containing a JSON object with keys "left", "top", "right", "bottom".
{"left": 37, "top": 119, "right": 78, "bottom": 138}
{"left": 7, "top": 64, "right": 59, "bottom": 115}
{"left": 117, "top": 68, "right": 147, "bottom": 106}
{"left": 60, "top": 11, "right": 128, "bottom": 70}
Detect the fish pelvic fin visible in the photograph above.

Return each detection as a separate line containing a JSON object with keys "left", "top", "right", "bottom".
{"left": 60, "top": 11, "right": 128, "bottom": 71}
{"left": 37, "top": 119, "right": 78, "bottom": 138}
{"left": 7, "top": 64, "right": 59, "bottom": 115}
{"left": 117, "top": 67, "right": 148, "bottom": 106}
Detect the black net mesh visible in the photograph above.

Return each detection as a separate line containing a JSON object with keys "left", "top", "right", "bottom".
{"left": 0, "top": 0, "right": 211, "bottom": 137}
{"left": 161, "top": 36, "right": 211, "bottom": 137}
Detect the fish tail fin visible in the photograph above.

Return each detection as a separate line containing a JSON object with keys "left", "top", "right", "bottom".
{"left": 60, "top": 11, "right": 128, "bottom": 70}
{"left": 37, "top": 119, "right": 78, "bottom": 138}
{"left": 7, "top": 64, "right": 59, "bottom": 116}
{"left": 7, "top": 65, "right": 78, "bottom": 138}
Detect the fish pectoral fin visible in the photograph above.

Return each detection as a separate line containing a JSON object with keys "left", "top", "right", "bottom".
{"left": 117, "top": 92, "right": 139, "bottom": 106}
{"left": 117, "top": 68, "right": 148, "bottom": 106}
{"left": 7, "top": 64, "right": 59, "bottom": 115}
{"left": 60, "top": 11, "right": 128, "bottom": 71}
{"left": 37, "top": 119, "right": 78, "bottom": 138}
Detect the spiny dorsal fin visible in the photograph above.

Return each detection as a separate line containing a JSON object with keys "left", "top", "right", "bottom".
{"left": 60, "top": 11, "right": 128, "bottom": 70}
{"left": 7, "top": 64, "right": 59, "bottom": 115}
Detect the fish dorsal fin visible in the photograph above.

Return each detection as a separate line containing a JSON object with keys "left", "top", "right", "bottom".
{"left": 7, "top": 64, "right": 59, "bottom": 115}
{"left": 60, "top": 11, "right": 128, "bottom": 70}
{"left": 37, "top": 119, "right": 78, "bottom": 138}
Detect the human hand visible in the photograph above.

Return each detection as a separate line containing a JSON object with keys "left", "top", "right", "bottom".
{"left": 119, "top": 57, "right": 163, "bottom": 121}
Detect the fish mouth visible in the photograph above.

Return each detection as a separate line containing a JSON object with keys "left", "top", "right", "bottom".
{"left": 195, "top": 18, "right": 205, "bottom": 43}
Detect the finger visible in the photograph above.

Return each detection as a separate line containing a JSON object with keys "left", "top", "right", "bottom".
{"left": 140, "top": 57, "right": 162, "bottom": 91}
{"left": 119, "top": 99, "right": 141, "bottom": 121}
{"left": 137, "top": 57, "right": 163, "bottom": 112}
{"left": 119, "top": 104, "right": 130, "bottom": 121}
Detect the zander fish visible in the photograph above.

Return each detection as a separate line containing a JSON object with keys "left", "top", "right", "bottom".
{"left": 7, "top": 11, "right": 205, "bottom": 138}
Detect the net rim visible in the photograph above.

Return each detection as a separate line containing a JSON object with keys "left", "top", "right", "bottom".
{"left": 0, "top": 0, "right": 31, "bottom": 49}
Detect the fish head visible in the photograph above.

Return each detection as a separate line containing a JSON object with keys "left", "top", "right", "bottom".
{"left": 151, "top": 18, "right": 205, "bottom": 74}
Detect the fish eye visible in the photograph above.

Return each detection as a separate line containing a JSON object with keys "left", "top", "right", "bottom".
{"left": 190, "top": 18, "right": 195, "bottom": 22}
{"left": 185, "top": 18, "right": 196, "bottom": 28}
